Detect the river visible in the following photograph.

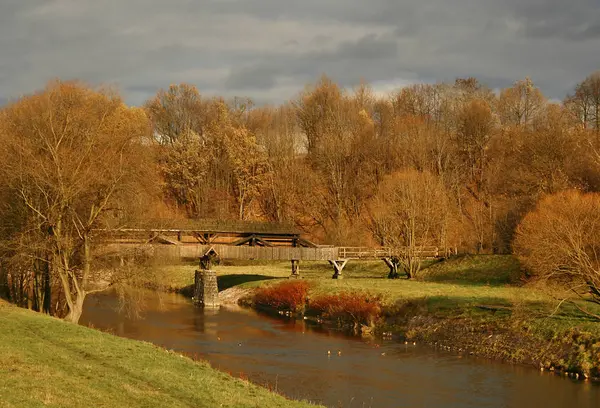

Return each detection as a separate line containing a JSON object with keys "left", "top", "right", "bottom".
{"left": 80, "top": 290, "right": 600, "bottom": 408}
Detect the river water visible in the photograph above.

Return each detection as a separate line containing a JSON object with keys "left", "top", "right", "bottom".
{"left": 80, "top": 290, "right": 600, "bottom": 408}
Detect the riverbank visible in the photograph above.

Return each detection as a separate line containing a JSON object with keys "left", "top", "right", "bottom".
{"left": 0, "top": 300, "right": 320, "bottom": 408}
{"left": 153, "top": 255, "right": 600, "bottom": 380}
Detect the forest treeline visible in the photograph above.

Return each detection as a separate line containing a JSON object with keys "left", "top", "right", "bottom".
{"left": 146, "top": 73, "right": 600, "bottom": 252}
{"left": 1, "top": 71, "right": 600, "bottom": 322}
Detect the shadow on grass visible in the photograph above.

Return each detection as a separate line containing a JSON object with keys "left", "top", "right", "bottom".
{"left": 419, "top": 255, "right": 524, "bottom": 287}
{"left": 217, "top": 274, "right": 278, "bottom": 291}
{"left": 387, "top": 294, "right": 600, "bottom": 328}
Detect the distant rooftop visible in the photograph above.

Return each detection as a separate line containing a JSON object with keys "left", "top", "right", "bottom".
{"left": 118, "top": 219, "right": 302, "bottom": 236}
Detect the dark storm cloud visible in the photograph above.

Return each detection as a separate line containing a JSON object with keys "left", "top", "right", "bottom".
{"left": 225, "top": 33, "right": 401, "bottom": 92}
{"left": 0, "top": 0, "right": 598, "bottom": 106}
{"left": 510, "top": 0, "right": 600, "bottom": 41}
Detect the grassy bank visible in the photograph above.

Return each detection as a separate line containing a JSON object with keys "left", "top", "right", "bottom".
{"left": 0, "top": 300, "right": 320, "bottom": 408}
{"left": 151, "top": 255, "right": 600, "bottom": 379}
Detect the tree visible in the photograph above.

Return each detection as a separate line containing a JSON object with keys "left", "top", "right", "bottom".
{"left": 565, "top": 71, "right": 600, "bottom": 133}
{"left": 0, "top": 81, "right": 154, "bottom": 323}
{"left": 159, "top": 129, "right": 213, "bottom": 217}
{"left": 145, "top": 83, "right": 209, "bottom": 146}
{"left": 248, "top": 104, "right": 302, "bottom": 223}
{"left": 369, "top": 171, "right": 451, "bottom": 278}
{"left": 514, "top": 190, "right": 600, "bottom": 319}
{"left": 294, "top": 78, "right": 380, "bottom": 243}
{"left": 498, "top": 77, "right": 546, "bottom": 129}
{"left": 295, "top": 75, "right": 344, "bottom": 156}
{"left": 217, "top": 106, "right": 270, "bottom": 220}
{"left": 456, "top": 99, "right": 495, "bottom": 188}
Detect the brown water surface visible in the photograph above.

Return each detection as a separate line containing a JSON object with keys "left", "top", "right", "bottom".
{"left": 80, "top": 290, "right": 600, "bottom": 408}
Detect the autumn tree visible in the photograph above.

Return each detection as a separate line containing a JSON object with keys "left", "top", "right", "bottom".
{"left": 370, "top": 171, "right": 452, "bottom": 278}
{"left": 145, "top": 83, "right": 210, "bottom": 146}
{"left": 514, "top": 191, "right": 600, "bottom": 319}
{"left": 248, "top": 104, "right": 303, "bottom": 223}
{"left": 565, "top": 71, "right": 600, "bottom": 133}
{"left": 146, "top": 86, "right": 268, "bottom": 220}
{"left": 294, "top": 78, "right": 381, "bottom": 243}
{"left": 498, "top": 77, "right": 546, "bottom": 129}
{"left": 0, "top": 81, "right": 154, "bottom": 323}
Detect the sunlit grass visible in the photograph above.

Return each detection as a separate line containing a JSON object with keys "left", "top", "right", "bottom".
{"left": 148, "top": 254, "right": 600, "bottom": 335}
{"left": 0, "top": 302, "right": 321, "bottom": 408}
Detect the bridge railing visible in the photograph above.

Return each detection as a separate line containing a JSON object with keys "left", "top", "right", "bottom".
{"left": 337, "top": 246, "right": 440, "bottom": 259}
{"left": 99, "top": 243, "right": 443, "bottom": 261}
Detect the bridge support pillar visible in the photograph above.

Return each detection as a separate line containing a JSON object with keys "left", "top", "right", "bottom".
{"left": 329, "top": 259, "right": 348, "bottom": 279}
{"left": 383, "top": 257, "right": 401, "bottom": 279}
{"left": 290, "top": 259, "right": 300, "bottom": 278}
{"left": 194, "top": 269, "right": 220, "bottom": 308}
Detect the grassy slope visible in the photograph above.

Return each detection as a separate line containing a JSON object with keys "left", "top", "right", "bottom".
{"left": 0, "top": 301, "right": 319, "bottom": 408}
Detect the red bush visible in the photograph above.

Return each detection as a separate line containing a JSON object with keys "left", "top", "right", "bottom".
{"left": 254, "top": 280, "right": 311, "bottom": 312}
{"left": 310, "top": 291, "right": 383, "bottom": 327}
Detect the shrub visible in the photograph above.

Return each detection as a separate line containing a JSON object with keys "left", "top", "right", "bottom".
{"left": 514, "top": 190, "right": 600, "bottom": 318}
{"left": 310, "top": 291, "right": 383, "bottom": 328}
{"left": 253, "top": 280, "right": 311, "bottom": 312}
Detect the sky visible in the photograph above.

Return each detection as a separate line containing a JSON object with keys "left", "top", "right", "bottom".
{"left": 0, "top": 0, "right": 599, "bottom": 106}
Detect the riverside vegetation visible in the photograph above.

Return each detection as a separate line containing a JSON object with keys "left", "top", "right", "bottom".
{"left": 153, "top": 255, "right": 600, "bottom": 381}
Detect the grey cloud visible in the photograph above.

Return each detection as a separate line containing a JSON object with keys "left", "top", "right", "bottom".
{"left": 510, "top": 0, "right": 600, "bottom": 41}
{"left": 0, "top": 0, "right": 598, "bottom": 107}
{"left": 225, "top": 65, "right": 279, "bottom": 90}
{"left": 331, "top": 34, "right": 399, "bottom": 61}
{"left": 225, "top": 33, "right": 400, "bottom": 93}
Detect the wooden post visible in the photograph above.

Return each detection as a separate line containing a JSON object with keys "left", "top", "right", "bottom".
{"left": 328, "top": 259, "right": 348, "bottom": 279}
{"left": 290, "top": 259, "right": 300, "bottom": 278}
{"left": 383, "top": 257, "right": 400, "bottom": 279}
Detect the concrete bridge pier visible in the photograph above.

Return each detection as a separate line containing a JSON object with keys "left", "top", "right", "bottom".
{"left": 193, "top": 269, "right": 220, "bottom": 308}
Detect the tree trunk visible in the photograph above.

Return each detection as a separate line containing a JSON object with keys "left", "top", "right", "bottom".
{"left": 64, "top": 293, "right": 85, "bottom": 324}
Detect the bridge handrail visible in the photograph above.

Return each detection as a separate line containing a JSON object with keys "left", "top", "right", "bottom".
{"left": 337, "top": 246, "right": 440, "bottom": 259}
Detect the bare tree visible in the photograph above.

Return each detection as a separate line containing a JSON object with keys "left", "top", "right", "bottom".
{"left": 498, "top": 77, "right": 546, "bottom": 129}
{"left": 145, "top": 83, "right": 209, "bottom": 146}
{"left": 565, "top": 71, "right": 600, "bottom": 133}
{"left": 0, "top": 81, "right": 154, "bottom": 323}
{"left": 370, "top": 170, "right": 452, "bottom": 278}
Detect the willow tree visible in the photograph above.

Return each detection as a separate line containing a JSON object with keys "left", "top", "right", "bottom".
{"left": 0, "top": 81, "right": 153, "bottom": 323}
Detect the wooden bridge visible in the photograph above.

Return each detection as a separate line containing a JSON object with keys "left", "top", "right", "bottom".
{"left": 98, "top": 220, "right": 447, "bottom": 279}
{"left": 98, "top": 219, "right": 316, "bottom": 248}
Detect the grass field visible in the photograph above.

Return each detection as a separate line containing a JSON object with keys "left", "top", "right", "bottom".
{"left": 0, "top": 300, "right": 320, "bottom": 408}
{"left": 152, "top": 254, "right": 600, "bottom": 335}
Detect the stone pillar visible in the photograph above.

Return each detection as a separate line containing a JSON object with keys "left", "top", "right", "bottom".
{"left": 194, "top": 270, "right": 220, "bottom": 308}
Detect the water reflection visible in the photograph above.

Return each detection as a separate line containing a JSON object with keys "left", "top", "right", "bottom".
{"left": 81, "top": 289, "right": 600, "bottom": 408}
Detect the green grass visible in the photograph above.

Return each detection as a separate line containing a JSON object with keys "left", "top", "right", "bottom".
{"left": 0, "top": 301, "right": 321, "bottom": 408}
{"left": 419, "top": 254, "right": 523, "bottom": 285}
{"left": 148, "top": 255, "right": 600, "bottom": 334}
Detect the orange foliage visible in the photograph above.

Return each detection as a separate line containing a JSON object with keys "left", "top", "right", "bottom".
{"left": 253, "top": 280, "right": 311, "bottom": 312}
{"left": 310, "top": 291, "right": 383, "bottom": 326}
